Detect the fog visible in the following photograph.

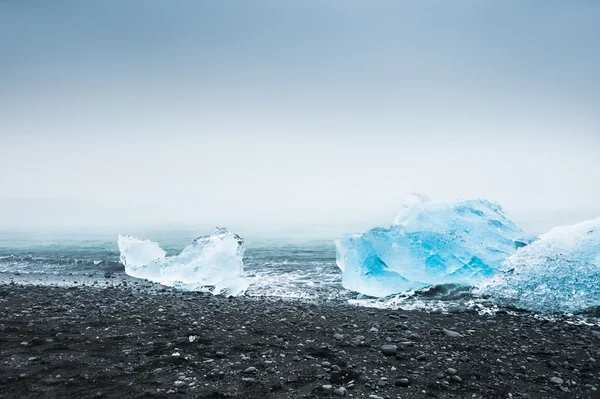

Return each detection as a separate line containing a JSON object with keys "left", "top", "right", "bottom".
{"left": 1, "top": 1, "right": 599, "bottom": 235}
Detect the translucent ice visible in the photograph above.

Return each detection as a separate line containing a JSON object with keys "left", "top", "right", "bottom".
{"left": 117, "top": 227, "right": 248, "bottom": 296}
{"left": 481, "top": 217, "right": 600, "bottom": 314}
{"left": 117, "top": 236, "right": 167, "bottom": 267}
{"left": 335, "top": 195, "right": 530, "bottom": 297}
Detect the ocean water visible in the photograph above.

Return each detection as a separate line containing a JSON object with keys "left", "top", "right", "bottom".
{"left": 0, "top": 229, "right": 347, "bottom": 300}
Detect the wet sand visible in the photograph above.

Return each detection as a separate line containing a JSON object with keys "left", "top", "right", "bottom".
{"left": 0, "top": 283, "right": 599, "bottom": 398}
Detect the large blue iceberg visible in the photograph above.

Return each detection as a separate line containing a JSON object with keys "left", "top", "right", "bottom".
{"left": 118, "top": 227, "right": 249, "bottom": 296}
{"left": 335, "top": 195, "right": 531, "bottom": 297}
{"left": 481, "top": 217, "right": 600, "bottom": 314}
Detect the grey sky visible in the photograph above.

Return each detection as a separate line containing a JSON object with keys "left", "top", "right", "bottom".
{"left": 1, "top": 1, "right": 599, "bottom": 234}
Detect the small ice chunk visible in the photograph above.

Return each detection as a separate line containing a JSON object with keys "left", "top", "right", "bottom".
{"left": 117, "top": 235, "right": 166, "bottom": 281}
{"left": 118, "top": 227, "right": 248, "bottom": 296}
{"left": 117, "top": 235, "right": 166, "bottom": 268}
{"left": 335, "top": 196, "right": 530, "bottom": 297}
{"left": 481, "top": 217, "right": 600, "bottom": 313}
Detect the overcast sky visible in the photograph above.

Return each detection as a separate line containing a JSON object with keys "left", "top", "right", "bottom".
{"left": 1, "top": 1, "right": 599, "bottom": 234}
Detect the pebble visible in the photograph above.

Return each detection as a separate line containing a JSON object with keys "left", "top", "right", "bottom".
{"left": 394, "top": 378, "right": 410, "bottom": 387}
{"left": 243, "top": 367, "right": 257, "bottom": 374}
{"left": 443, "top": 328, "right": 462, "bottom": 338}
{"left": 550, "top": 377, "right": 563, "bottom": 385}
{"left": 333, "top": 387, "right": 347, "bottom": 396}
{"left": 381, "top": 344, "right": 397, "bottom": 356}
{"left": 173, "top": 380, "right": 186, "bottom": 388}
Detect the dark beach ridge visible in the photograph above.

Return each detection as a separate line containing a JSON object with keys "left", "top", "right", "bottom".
{"left": 0, "top": 282, "right": 599, "bottom": 399}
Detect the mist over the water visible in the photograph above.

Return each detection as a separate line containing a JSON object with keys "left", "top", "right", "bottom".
{"left": 1, "top": 1, "right": 599, "bottom": 236}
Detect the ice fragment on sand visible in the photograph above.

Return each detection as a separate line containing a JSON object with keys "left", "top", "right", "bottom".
{"left": 117, "top": 227, "right": 248, "bottom": 296}
{"left": 481, "top": 217, "right": 600, "bottom": 313}
{"left": 335, "top": 195, "right": 530, "bottom": 297}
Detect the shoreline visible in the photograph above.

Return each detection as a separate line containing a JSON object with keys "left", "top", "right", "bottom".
{"left": 1, "top": 284, "right": 599, "bottom": 398}
{"left": 2, "top": 272, "right": 599, "bottom": 321}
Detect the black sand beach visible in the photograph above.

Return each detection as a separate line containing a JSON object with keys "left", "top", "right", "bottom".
{"left": 1, "top": 283, "right": 599, "bottom": 399}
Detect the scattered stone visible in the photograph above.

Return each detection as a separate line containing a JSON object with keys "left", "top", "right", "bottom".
{"left": 550, "top": 377, "right": 563, "bottom": 385}
{"left": 394, "top": 378, "right": 410, "bottom": 387}
{"left": 173, "top": 380, "right": 186, "bottom": 388}
{"left": 442, "top": 328, "right": 462, "bottom": 338}
{"left": 381, "top": 344, "right": 397, "bottom": 356}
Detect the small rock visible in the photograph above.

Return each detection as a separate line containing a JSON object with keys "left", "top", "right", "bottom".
{"left": 333, "top": 387, "right": 347, "bottom": 396}
{"left": 173, "top": 380, "right": 186, "bottom": 388}
{"left": 381, "top": 344, "right": 397, "bottom": 356}
{"left": 550, "top": 377, "right": 563, "bottom": 385}
{"left": 394, "top": 378, "right": 410, "bottom": 387}
{"left": 243, "top": 367, "right": 257, "bottom": 374}
{"left": 442, "top": 329, "right": 462, "bottom": 338}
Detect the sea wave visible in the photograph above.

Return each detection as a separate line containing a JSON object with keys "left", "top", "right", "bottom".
{"left": 0, "top": 254, "right": 123, "bottom": 274}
